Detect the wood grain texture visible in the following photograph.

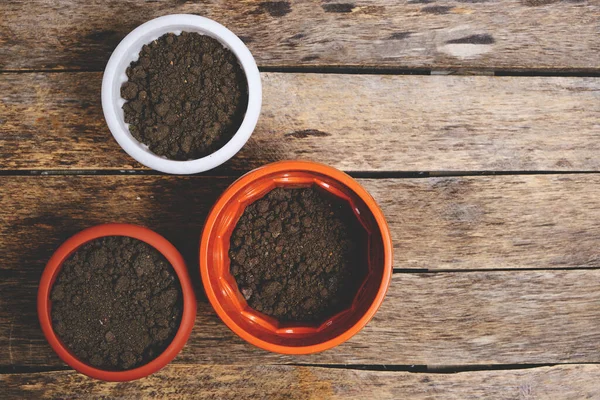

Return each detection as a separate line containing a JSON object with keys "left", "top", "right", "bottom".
{"left": 2, "top": 364, "right": 600, "bottom": 400}
{"left": 1, "top": 73, "right": 599, "bottom": 171}
{"left": 6, "top": 268, "right": 600, "bottom": 367}
{"left": 1, "top": 1, "right": 599, "bottom": 71}
{"left": 2, "top": 175, "right": 600, "bottom": 367}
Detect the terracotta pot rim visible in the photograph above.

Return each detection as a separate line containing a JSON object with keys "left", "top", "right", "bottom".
{"left": 37, "top": 223, "right": 197, "bottom": 381}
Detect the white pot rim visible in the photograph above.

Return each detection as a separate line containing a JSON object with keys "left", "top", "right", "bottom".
{"left": 101, "top": 14, "right": 262, "bottom": 174}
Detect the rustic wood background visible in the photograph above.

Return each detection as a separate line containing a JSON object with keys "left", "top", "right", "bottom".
{"left": 1, "top": 0, "right": 599, "bottom": 399}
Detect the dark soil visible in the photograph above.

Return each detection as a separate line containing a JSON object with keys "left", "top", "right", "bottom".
{"left": 122, "top": 31, "right": 248, "bottom": 161}
{"left": 50, "top": 236, "right": 183, "bottom": 371}
{"left": 229, "top": 187, "right": 367, "bottom": 323}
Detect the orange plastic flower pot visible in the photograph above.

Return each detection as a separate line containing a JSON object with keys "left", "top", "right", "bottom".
{"left": 38, "top": 224, "right": 197, "bottom": 381}
{"left": 200, "top": 161, "right": 393, "bottom": 354}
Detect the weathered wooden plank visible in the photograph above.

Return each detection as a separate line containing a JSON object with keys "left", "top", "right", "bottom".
{"left": 1, "top": 73, "right": 599, "bottom": 171}
{"left": 2, "top": 364, "right": 600, "bottom": 399}
{"left": 1, "top": 1, "right": 599, "bottom": 71}
{"left": 6, "top": 269, "right": 600, "bottom": 367}
{"left": 2, "top": 175, "right": 600, "bottom": 367}
{"left": 2, "top": 174, "right": 600, "bottom": 272}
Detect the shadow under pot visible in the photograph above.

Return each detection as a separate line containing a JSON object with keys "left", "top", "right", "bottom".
{"left": 200, "top": 161, "right": 393, "bottom": 354}
{"left": 38, "top": 224, "right": 196, "bottom": 381}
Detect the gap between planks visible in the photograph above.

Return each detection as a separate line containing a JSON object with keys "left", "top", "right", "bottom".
{"left": 4, "top": 362, "right": 600, "bottom": 376}
{"left": 0, "top": 170, "right": 599, "bottom": 178}
{"left": 2, "top": 363, "right": 600, "bottom": 399}
{"left": 2, "top": 67, "right": 600, "bottom": 77}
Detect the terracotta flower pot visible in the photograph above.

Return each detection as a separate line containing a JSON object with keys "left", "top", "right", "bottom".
{"left": 38, "top": 223, "right": 197, "bottom": 381}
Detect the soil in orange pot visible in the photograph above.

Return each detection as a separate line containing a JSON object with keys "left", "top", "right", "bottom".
{"left": 229, "top": 187, "right": 367, "bottom": 323}
{"left": 51, "top": 236, "right": 182, "bottom": 370}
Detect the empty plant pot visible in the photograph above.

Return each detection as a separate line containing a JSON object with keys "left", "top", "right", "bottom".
{"left": 200, "top": 161, "right": 393, "bottom": 354}
{"left": 38, "top": 224, "right": 197, "bottom": 381}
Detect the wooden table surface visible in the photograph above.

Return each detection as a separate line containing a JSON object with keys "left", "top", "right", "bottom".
{"left": 1, "top": 1, "right": 600, "bottom": 398}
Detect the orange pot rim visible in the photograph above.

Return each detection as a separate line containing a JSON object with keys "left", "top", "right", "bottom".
{"left": 200, "top": 161, "right": 393, "bottom": 354}
{"left": 37, "top": 223, "right": 197, "bottom": 381}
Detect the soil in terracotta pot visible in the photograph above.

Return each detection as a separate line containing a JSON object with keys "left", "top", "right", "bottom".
{"left": 229, "top": 187, "right": 367, "bottom": 323}
{"left": 50, "top": 236, "right": 183, "bottom": 371}
{"left": 121, "top": 31, "right": 248, "bottom": 161}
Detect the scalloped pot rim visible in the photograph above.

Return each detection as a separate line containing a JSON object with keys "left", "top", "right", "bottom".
{"left": 200, "top": 161, "right": 394, "bottom": 354}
